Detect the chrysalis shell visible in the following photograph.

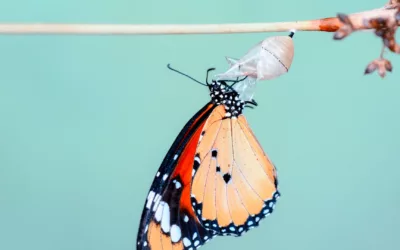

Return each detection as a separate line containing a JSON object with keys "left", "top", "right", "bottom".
{"left": 217, "top": 32, "right": 295, "bottom": 81}
{"left": 215, "top": 32, "right": 295, "bottom": 102}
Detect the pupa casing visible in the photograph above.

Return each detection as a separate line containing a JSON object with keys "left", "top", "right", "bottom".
{"left": 217, "top": 34, "right": 295, "bottom": 81}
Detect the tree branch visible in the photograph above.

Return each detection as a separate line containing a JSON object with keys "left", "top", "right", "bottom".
{"left": 0, "top": 1, "right": 398, "bottom": 77}
{"left": 332, "top": 1, "right": 399, "bottom": 77}
{"left": 0, "top": 6, "right": 397, "bottom": 35}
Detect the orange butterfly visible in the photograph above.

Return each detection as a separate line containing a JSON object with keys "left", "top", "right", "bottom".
{"left": 136, "top": 65, "right": 280, "bottom": 250}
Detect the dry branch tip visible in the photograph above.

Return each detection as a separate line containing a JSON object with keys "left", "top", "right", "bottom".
{"left": 334, "top": 2, "right": 400, "bottom": 78}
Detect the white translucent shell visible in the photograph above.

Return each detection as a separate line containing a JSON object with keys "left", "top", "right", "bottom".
{"left": 215, "top": 34, "right": 295, "bottom": 101}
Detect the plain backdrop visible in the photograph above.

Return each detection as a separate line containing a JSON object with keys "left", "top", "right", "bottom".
{"left": 0, "top": 0, "right": 399, "bottom": 250}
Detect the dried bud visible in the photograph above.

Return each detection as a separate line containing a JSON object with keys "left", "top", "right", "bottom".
{"left": 366, "top": 17, "right": 400, "bottom": 53}
{"left": 333, "top": 28, "right": 351, "bottom": 40}
{"left": 337, "top": 13, "right": 353, "bottom": 27}
{"left": 365, "top": 62, "right": 378, "bottom": 74}
{"left": 385, "top": 60, "right": 393, "bottom": 72}
{"left": 333, "top": 13, "right": 354, "bottom": 40}
{"left": 364, "top": 58, "right": 393, "bottom": 78}
{"left": 388, "top": 0, "right": 400, "bottom": 5}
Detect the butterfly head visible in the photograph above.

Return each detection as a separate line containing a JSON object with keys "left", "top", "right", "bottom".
{"left": 166, "top": 64, "right": 257, "bottom": 118}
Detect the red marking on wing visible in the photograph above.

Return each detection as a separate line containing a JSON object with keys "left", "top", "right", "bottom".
{"left": 174, "top": 103, "right": 214, "bottom": 151}
{"left": 171, "top": 116, "right": 209, "bottom": 219}
{"left": 136, "top": 103, "right": 216, "bottom": 250}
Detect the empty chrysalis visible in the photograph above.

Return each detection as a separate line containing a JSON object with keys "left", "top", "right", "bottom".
{"left": 216, "top": 31, "right": 295, "bottom": 101}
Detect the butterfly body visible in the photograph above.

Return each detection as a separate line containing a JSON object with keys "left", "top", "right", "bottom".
{"left": 136, "top": 70, "right": 279, "bottom": 250}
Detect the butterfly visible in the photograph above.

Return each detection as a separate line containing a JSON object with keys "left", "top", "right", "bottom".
{"left": 136, "top": 65, "right": 280, "bottom": 250}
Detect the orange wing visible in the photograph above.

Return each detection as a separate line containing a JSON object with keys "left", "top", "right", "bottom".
{"left": 191, "top": 105, "right": 280, "bottom": 236}
{"left": 137, "top": 103, "right": 217, "bottom": 250}
{"left": 138, "top": 73, "right": 280, "bottom": 249}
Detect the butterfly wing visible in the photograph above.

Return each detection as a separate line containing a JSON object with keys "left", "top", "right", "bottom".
{"left": 137, "top": 102, "right": 217, "bottom": 250}
{"left": 191, "top": 106, "right": 280, "bottom": 236}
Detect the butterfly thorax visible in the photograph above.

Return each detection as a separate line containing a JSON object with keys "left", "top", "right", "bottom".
{"left": 209, "top": 80, "right": 245, "bottom": 118}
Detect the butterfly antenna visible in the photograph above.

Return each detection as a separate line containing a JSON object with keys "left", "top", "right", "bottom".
{"left": 245, "top": 99, "right": 258, "bottom": 106}
{"left": 206, "top": 67, "right": 216, "bottom": 85}
{"left": 221, "top": 76, "right": 248, "bottom": 84}
{"left": 167, "top": 64, "right": 207, "bottom": 86}
{"left": 244, "top": 99, "right": 258, "bottom": 109}
{"left": 229, "top": 75, "right": 248, "bottom": 88}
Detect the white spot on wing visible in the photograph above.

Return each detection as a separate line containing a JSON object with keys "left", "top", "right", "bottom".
{"left": 183, "top": 237, "right": 191, "bottom": 247}
{"left": 170, "top": 224, "right": 182, "bottom": 243}
{"left": 175, "top": 181, "right": 182, "bottom": 189}
{"left": 153, "top": 194, "right": 161, "bottom": 212}
{"left": 163, "top": 174, "right": 168, "bottom": 181}
{"left": 146, "top": 191, "right": 155, "bottom": 209}
{"left": 155, "top": 201, "right": 164, "bottom": 222}
{"left": 173, "top": 154, "right": 178, "bottom": 160}
{"left": 184, "top": 215, "right": 189, "bottom": 223}
{"left": 161, "top": 202, "right": 171, "bottom": 233}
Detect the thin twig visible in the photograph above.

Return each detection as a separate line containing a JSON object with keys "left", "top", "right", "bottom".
{"left": 0, "top": 7, "right": 397, "bottom": 35}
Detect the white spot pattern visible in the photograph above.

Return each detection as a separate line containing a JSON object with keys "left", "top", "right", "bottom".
{"left": 162, "top": 174, "right": 168, "bottom": 181}
{"left": 170, "top": 224, "right": 182, "bottom": 243}
{"left": 183, "top": 237, "right": 191, "bottom": 247}
{"left": 146, "top": 191, "right": 155, "bottom": 209}
{"left": 152, "top": 194, "right": 161, "bottom": 212}
{"left": 154, "top": 201, "right": 164, "bottom": 222}
{"left": 161, "top": 202, "right": 170, "bottom": 233}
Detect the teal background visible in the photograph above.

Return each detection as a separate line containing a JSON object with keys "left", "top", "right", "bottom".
{"left": 1, "top": 0, "right": 399, "bottom": 249}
